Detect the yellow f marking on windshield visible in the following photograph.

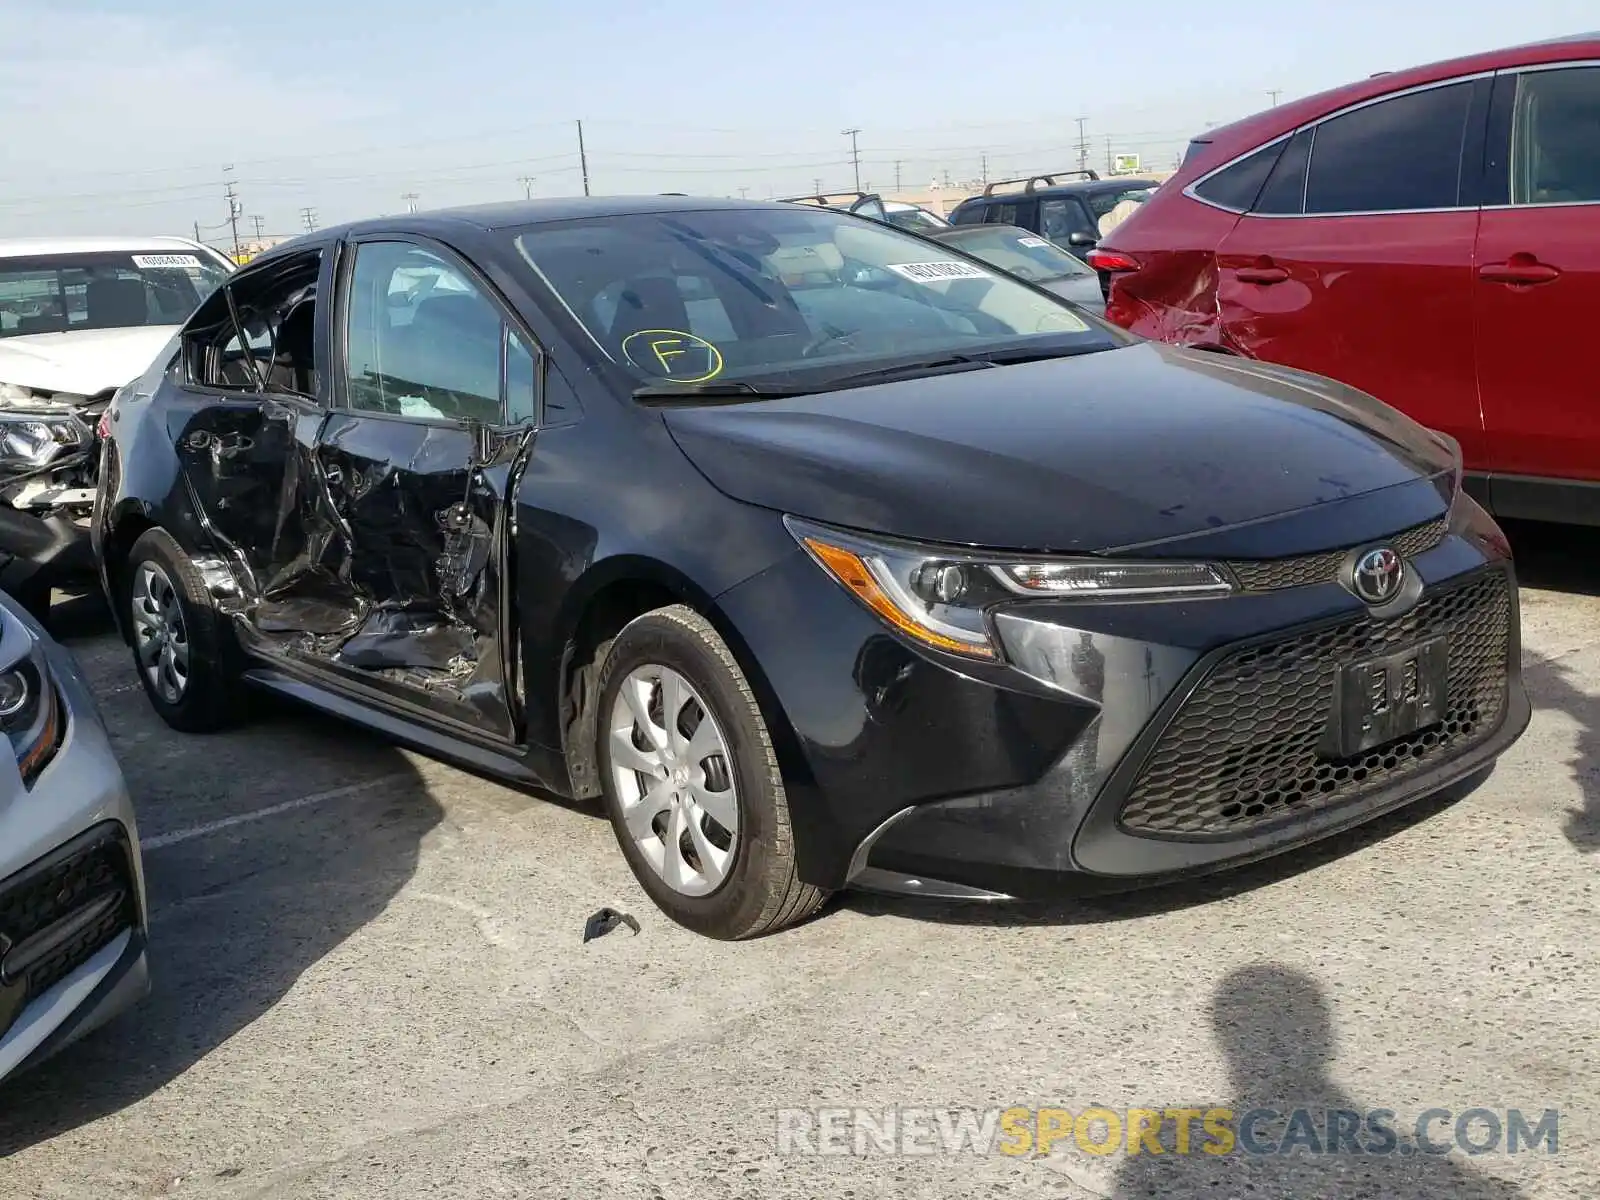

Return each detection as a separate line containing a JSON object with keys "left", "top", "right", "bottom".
{"left": 620, "top": 328, "right": 725, "bottom": 384}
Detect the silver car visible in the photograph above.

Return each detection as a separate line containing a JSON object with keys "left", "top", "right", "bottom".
{"left": 0, "top": 590, "right": 147, "bottom": 1083}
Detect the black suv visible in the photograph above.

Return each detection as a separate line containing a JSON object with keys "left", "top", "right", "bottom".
{"left": 948, "top": 171, "right": 1160, "bottom": 259}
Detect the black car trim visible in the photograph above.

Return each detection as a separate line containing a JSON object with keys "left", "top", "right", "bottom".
{"left": 1077, "top": 563, "right": 1519, "bottom": 857}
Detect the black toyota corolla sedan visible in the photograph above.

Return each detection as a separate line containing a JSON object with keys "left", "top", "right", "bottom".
{"left": 92, "top": 196, "right": 1529, "bottom": 939}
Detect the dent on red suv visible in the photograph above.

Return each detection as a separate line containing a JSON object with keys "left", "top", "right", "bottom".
{"left": 1092, "top": 34, "right": 1600, "bottom": 523}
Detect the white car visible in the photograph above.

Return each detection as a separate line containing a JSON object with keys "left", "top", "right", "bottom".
{"left": 0, "top": 237, "right": 233, "bottom": 616}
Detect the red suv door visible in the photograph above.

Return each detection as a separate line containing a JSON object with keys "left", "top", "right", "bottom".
{"left": 1209, "top": 78, "right": 1491, "bottom": 465}
{"left": 1473, "top": 62, "right": 1600, "bottom": 516}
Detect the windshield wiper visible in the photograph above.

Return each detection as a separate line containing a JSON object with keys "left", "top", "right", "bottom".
{"left": 632, "top": 380, "right": 818, "bottom": 402}
{"left": 821, "top": 342, "right": 1104, "bottom": 390}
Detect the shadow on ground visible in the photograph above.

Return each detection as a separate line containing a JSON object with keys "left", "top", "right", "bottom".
{"left": 0, "top": 635, "right": 443, "bottom": 1154}
{"left": 1505, "top": 519, "right": 1600, "bottom": 853}
{"left": 1093, "top": 964, "right": 1532, "bottom": 1198}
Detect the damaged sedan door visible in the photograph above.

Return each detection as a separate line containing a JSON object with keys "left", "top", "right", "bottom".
{"left": 309, "top": 237, "right": 536, "bottom": 741}
{"left": 170, "top": 247, "right": 331, "bottom": 607}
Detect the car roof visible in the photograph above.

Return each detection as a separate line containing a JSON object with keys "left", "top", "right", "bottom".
{"left": 958, "top": 179, "right": 1159, "bottom": 204}
{"left": 1180, "top": 32, "right": 1600, "bottom": 177}
{"left": 0, "top": 235, "right": 215, "bottom": 259}
{"left": 249, "top": 195, "right": 791, "bottom": 266}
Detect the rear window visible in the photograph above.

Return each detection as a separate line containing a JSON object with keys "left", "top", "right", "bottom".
{"left": 1254, "top": 128, "right": 1314, "bottom": 214}
{"left": 0, "top": 250, "right": 231, "bottom": 338}
{"left": 1192, "top": 140, "right": 1287, "bottom": 211}
{"left": 1303, "top": 81, "right": 1473, "bottom": 213}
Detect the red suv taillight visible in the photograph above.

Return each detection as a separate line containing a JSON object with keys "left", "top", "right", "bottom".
{"left": 1086, "top": 248, "right": 1141, "bottom": 274}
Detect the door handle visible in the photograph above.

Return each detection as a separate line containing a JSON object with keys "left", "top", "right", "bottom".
{"left": 1235, "top": 265, "right": 1288, "bottom": 285}
{"left": 1478, "top": 258, "right": 1560, "bottom": 286}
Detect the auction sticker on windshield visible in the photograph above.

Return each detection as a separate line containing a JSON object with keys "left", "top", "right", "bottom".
{"left": 1017, "top": 237, "right": 1050, "bottom": 249}
{"left": 885, "top": 261, "right": 992, "bottom": 283}
{"left": 132, "top": 254, "right": 202, "bottom": 270}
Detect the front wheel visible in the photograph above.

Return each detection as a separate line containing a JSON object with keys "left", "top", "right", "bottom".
{"left": 124, "top": 528, "right": 241, "bottom": 732}
{"left": 596, "top": 605, "right": 829, "bottom": 939}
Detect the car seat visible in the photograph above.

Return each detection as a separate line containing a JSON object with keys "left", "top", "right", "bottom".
{"left": 84, "top": 278, "right": 148, "bottom": 329}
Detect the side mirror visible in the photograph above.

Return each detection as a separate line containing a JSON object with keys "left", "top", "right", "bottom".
{"left": 1068, "top": 232, "right": 1098, "bottom": 247}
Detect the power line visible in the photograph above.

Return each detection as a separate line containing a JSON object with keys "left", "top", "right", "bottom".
{"left": 842, "top": 128, "right": 862, "bottom": 192}
{"left": 222, "top": 166, "right": 242, "bottom": 261}
{"left": 576, "top": 120, "right": 591, "bottom": 197}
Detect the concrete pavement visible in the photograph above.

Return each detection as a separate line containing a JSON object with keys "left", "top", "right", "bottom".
{"left": 1, "top": 522, "right": 1595, "bottom": 1199}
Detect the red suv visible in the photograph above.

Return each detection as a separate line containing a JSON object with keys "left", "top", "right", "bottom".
{"left": 1093, "top": 33, "right": 1600, "bottom": 525}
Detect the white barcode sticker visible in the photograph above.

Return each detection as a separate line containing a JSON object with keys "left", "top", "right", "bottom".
{"left": 132, "top": 253, "right": 201, "bottom": 270}
{"left": 1017, "top": 236, "right": 1050, "bottom": 248}
{"left": 884, "top": 260, "right": 992, "bottom": 283}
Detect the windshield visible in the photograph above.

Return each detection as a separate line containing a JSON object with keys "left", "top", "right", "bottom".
{"left": 883, "top": 207, "right": 948, "bottom": 233}
{"left": 0, "top": 250, "right": 231, "bottom": 339}
{"left": 935, "top": 226, "right": 1093, "bottom": 282}
{"left": 513, "top": 207, "right": 1118, "bottom": 391}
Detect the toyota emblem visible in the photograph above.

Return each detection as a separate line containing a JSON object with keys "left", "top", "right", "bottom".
{"left": 1351, "top": 547, "right": 1404, "bottom": 605}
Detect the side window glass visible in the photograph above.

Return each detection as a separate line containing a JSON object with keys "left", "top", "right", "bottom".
{"left": 1039, "top": 199, "right": 1075, "bottom": 241}
{"left": 1304, "top": 82, "right": 1473, "bottom": 213}
{"left": 1193, "top": 139, "right": 1286, "bottom": 210}
{"left": 185, "top": 251, "right": 321, "bottom": 395}
{"left": 344, "top": 241, "right": 503, "bottom": 422}
{"left": 1510, "top": 66, "right": 1600, "bottom": 205}
{"left": 505, "top": 328, "right": 536, "bottom": 424}
{"left": 949, "top": 204, "right": 984, "bottom": 226}
{"left": 988, "top": 203, "right": 1019, "bottom": 225}
{"left": 1254, "top": 128, "right": 1314, "bottom": 214}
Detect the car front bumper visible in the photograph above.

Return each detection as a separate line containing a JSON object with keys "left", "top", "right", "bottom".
{"left": 717, "top": 494, "right": 1529, "bottom": 900}
{"left": 0, "top": 598, "right": 148, "bottom": 1084}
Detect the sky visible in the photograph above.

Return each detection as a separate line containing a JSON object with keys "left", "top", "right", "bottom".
{"left": 1, "top": 0, "right": 1592, "bottom": 244}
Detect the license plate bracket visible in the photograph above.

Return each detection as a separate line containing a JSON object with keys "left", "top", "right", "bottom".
{"left": 1325, "top": 636, "right": 1449, "bottom": 759}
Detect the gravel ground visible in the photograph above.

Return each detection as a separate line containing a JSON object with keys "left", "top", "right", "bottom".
{"left": 0, "top": 520, "right": 1595, "bottom": 1199}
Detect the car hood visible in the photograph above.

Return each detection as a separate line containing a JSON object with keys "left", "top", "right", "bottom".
{"left": 662, "top": 342, "right": 1458, "bottom": 557}
{"left": 0, "top": 326, "right": 179, "bottom": 397}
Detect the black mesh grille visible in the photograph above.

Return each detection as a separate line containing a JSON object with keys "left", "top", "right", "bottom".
{"left": 1118, "top": 570, "right": 1511, "bottom": 839}
{"left": 0, "top": 825, "right": 136, "bottom": 1034}
{"left": 1226, "top": 517, "right": 1447, "bottom": 592}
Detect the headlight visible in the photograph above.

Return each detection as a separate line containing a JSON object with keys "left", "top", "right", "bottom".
{"left": 0, "top": 413, "right": 85, "bottom": 468}
{"left": 0, "top": 653, "right": 62, "bottom": 785}
{"left": 787, "top": 516, "right": 1234, "bottom": 661}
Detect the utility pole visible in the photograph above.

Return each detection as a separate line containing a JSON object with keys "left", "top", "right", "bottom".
{"left": 250, "top": 215, "right": 265, "bottom": 240}
{"left": 222, "top": 166, "right": 242, "bottom": 261}
{"left": 193, "top": 220, "right": 202, "bottom": 243}
{"left": 813, "top": 177, "right": 822, "bottom": 195}
{"left": 894, "top": 160, "right": 902, "bottom": 191}
{"left": 1105, "top": 135, "right": 1113, "bottom": 175}
{"left": 576, "top": 120, "right": 591, "bottom": 196}
{"left": 842, "top": 128, "right": 862, "bottom": 192}
{"left": 738, "top": 186, "right": 749, "bottom": 199}
{"left": 1268, "top": 88, "right": 1283, "bottom": 106}
{"left": 1074, "top": 117, "right": 1090, "bottom": 174}
{"left": 518, "top": 176, "right": 536, "bottom": 199}
{"left": 301, "top": 207, "right": 317, "bottom": 232}
{"left": 980, "top": 152, "right": 988, "bottom": 184}
{"left": 402, "top": 192, "right": 419, "bottom": 213}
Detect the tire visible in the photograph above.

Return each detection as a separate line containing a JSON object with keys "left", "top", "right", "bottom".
{"left": 595, "top": 605, "right": 828, "bottom": 939}
{"left": 124, "top": 528, "right": 242, "bottom": 733}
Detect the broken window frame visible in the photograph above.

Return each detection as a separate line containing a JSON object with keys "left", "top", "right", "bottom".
{"left": 179, "top": 247, "right": 327, "bottom": 402}
{"left": 331, "top": 234, "right": 547, "bottom": 432}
